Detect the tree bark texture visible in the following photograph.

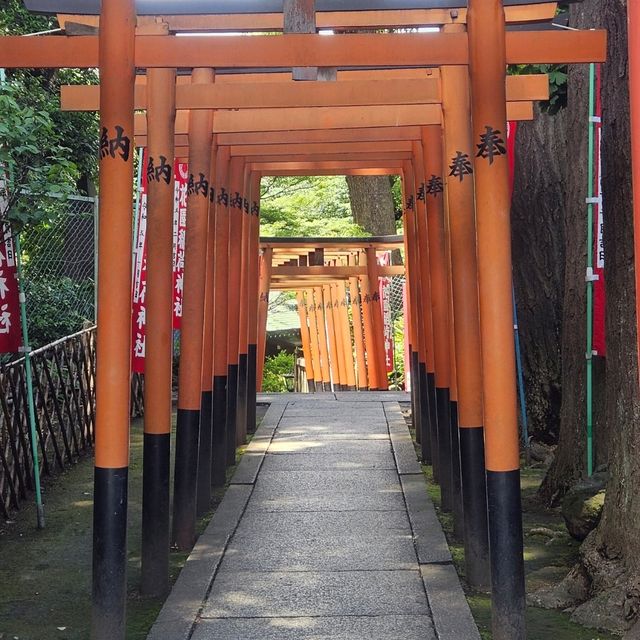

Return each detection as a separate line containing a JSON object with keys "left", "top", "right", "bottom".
{"left": 536, "top": 0, "right": 640, "bottom": 632}
{"left": 511, "top": 104, "right": 566, "bottom": 445}
{"left": 539, "top": 0, "right": 609, "bottom": 503}
{"left": 586, "top": 0, "right": 640, "bottom": 610}
{"left": 346, "top": 175, "right": 397, "bottom": 235}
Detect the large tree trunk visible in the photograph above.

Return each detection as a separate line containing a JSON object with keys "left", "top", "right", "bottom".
{"left": 535, "top": 1, "right": 640, "bottom": 633}
{"left": 511, "top": 105, "right": 566, "bottom": 445}
{"left": 346, "top": 175, "right": 397, "bottom": 235}
{"left": 572, "top": 0, "right": 640, "bottom": 633}
{"left": 538, "top": 0, "right": 609, "bottom": 503}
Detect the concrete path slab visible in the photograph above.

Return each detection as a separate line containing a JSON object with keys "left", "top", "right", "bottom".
{"left": 147, "top": 394, "right": 480, "bottom": 640}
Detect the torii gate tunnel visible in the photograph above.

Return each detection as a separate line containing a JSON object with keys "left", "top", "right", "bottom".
{"left": 2, "top": 1, "right": 608, "bottom": 639}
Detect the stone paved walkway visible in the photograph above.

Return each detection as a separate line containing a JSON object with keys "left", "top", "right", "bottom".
{"left": 147, "top": 393, "right": 480, "bottom": 640}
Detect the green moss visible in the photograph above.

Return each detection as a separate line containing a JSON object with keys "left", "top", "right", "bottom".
{"left": 418, "top": 461, "right": 618, "bottom": 640}
{"left": 0, "top": 408, "right": 266, "bottom": 639}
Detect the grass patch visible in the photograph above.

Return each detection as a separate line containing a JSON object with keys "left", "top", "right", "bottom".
{"left": 0, "top": 407, "right": 267, "bottom": 640}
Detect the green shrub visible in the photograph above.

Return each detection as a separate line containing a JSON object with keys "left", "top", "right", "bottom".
{"left": 25, "top": 276, "right": 92, "bottom": 347}
{"left": 262, "top": 349, "right": 295, "bottom": 393}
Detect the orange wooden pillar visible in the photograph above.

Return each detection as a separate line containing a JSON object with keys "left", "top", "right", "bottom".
{"left": 330, "top": 282, "right": 349, "bottom": 390}
{"left": 211, "top": 146, "right": 231, "bottom": 487}
{"left": 236, "top": 165, "right": 251, "bottom": 445}
{"left": 305, "top": 288, "right": 324, "bottom": 392}
{"left": 225, "top": 157, "right": 244, "bottom": 455}
{"left": 349, "top": 277, "right": 368, "bottom": 391}
{"left": 323, "top": 283, "right": 342, "bottom": 390}
{"left": 256, "top": 248, "right": 273, "bottom": 391}
{"left": 92, "top": 1, "right": 135, "bottom": 636}
{"left": 410, "top": 154, "right": 439, "bottom": 472}
{"left": 441, "top": 53, "right": 490, "bottom": 588}
{"left": 337, "top": 280, "right": 357, "bottom": 391}
{"left": 246, "top": 173, "right": 262, "bottom": 428}
{"left": 313, "top": 286, "right": 332, "bottom": 391}
{"left": 401, "top": 164, "right": 420, "bottom": 428}
{"left": 196, "top": 130, "right": 218, "bottom": 516}
{"left": 359, "top": 269, "right": 379, "bottom": 391}
{"left": 173, "top": 68, "right": 214, "bottom": 551}
{"left": 140, "top": 66, "right": 176, "bottom": 598}
{"left": 469, "top": 1, "right": 526, "bottom": 636}
{"left": 422, "top": 125, "right": 454, "bottom": 513}
{"left": 402, "top": 162, "right": 427, "bottom": 462}
{"left": 364, "top": 247, "right": 389, "bottom": 390}
{"left": 297, "top": 290, "right": 316, "bottom": 392}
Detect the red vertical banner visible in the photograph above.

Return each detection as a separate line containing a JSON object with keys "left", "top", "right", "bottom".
{"left": 0, "top": 224, "right": 22, "bottom": 353}
{"left": 131, "top": 149, "right": 148, "bottom": 373}
{"left": 132, "top": 154, "right": 189, "bottom": 371}
{"left": 172, "top": 160, "right": 188, "bottom": 329}
{"left": 402, "top": 280, "right": 411, "bottom": 391}
{"left": 507, "top": 121, "right": 517, "bottom": 196}
{"left": 377, "top": 251, "right": 394, "bottom": 373}
{"left": 593, "top": 65, "right": 606, "bottom": 356}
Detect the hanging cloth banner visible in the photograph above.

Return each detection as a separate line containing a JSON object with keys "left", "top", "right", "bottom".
{"left": 0, "top": 223, "right": 22, "bottom": 353}
{"left": 131, "top": 149, "right": 149, "bottom": 374}
{"left": 593, "top": 64, "right": 606, "bottom": 356}
{"left": 172, "top": 160, "right": 189, "bottom": 329}
{"left": 131, "top": 152, "right": 189, "bottom": 373}
{"left": 507, "top": 120, "right": 518, "bottom": 195}
{"left": 402, "top": 280, "right": 411, "bottom": 391}
{"left": 377, "top": 251, "right": 394, "bottom": 373}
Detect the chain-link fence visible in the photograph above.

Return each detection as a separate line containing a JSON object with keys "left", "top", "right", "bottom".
{"left": 20, "top": 195, "right": 97, "bottom": 349}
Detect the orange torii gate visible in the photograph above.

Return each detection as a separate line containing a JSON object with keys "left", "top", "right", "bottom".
{"left": 260, "top": 236, "right": 405, "bottom": 392}
{"left": 2, "top": 2, "right": 607, "bottom": 639}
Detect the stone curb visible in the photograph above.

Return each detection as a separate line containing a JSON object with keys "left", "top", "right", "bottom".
{"left": 384, "top": 401, "right": 422, "bottom": 475}
{"left": 146, "top": 483, "right": 253, "bottom": 640}
{"left": 230, "top": 402, "right": 286, "bottom": 485}
{"left": 421, "top": 563, "right": 482, "bottom": 640}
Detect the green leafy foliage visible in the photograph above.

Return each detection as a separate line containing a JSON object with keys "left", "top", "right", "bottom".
{"left": 23, "top": 277, "right": 92, "bottom": 348}
{"left": 260, "top": 176, "right": 366, "bottom": 237}
{"left": 0, "top": 83, "right": 79, "bottom": 228}
{"left": 509, "top": 63, "right": 568, "bottom": 115}
{"left": 262, "top": 349, "right": 295, "bottom": 392}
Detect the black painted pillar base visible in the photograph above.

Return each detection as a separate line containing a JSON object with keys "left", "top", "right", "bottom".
{"left": 92, "top": 466, "right": 128, "bottom": 640}
{"left": 419, "top": 362, "right": 432, "bottom": 464}
{"left": 436, "top": 387, "right": 453, "bottom": 512}
{"left": 237, "top": 353, "right": 248, "bottom": 444}
{"left": 308, "top": 379, "right": 317, "bottom": 393}
{"left": 211, "top": 376, "right": 227, "bottom": 487}
{"left": 196, "top": 391, "right": 213, "bottom": 516}
{"left": 225, "top": 364, "right": 239, "bottom": 467}
{"left": 246, "top": 344, "right": 257, "bottom": 434}
{"left": 346, "top": 385, "right": 356, "bottom": 391}
{"left": 460, "top": 426, "right": 490, "bottom": 590}
{"left": 172, "top": 408, "right": 199, "bottom": 550}
{"left": 427, "top": 372, "right": 439, "bottom": 482}
{"left": 487, "top": 469, "right": 526, "bottom": 640}
{"left": 141, "top": 433, "right": 170, "bottom": 597}
{"left": 450, "top": 400, "right": 464, "bottom": 539}
{"left": 410, "top": 350, "right": 420, "bottom": 443}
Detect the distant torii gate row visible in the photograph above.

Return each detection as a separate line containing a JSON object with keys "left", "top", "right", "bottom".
{"left": 1, "top": 2, "right": 606, "bottom": 639}
{"left": 257, "top": 237, "right": 406, "bottom": 392}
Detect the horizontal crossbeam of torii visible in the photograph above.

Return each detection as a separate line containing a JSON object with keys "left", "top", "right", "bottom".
{"left": 54, "top": 3, "right": 557, "bottom": 30}
{"left": 271, "top": 265, "right": 405, "bottom": 277}
{"left": 61, "top": 74, "right": 548, "bottom": 111}
{"left": 0, "top": 30, "right": 605, "bottom": 68}
{"left": 130, "top": 102, "right": 534, "bottom": 137}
